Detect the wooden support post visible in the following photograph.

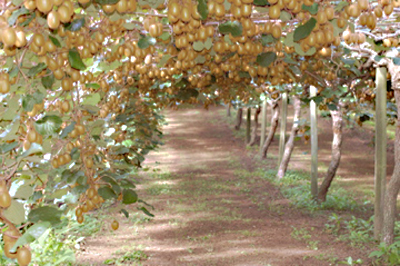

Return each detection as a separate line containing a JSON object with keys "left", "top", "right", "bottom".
{"left": 374, "top": 67, "right": 387, "bottom": 240}
{"left": 246, "top": 107, "right": 251, "bottom": 143}
{"left": 260, "top": 98, "right": 268, "bottom": 156}
{"left": 310, "top": 86, "right": 318, "bottom": 199}
{"left": 278, "top": 92, "right": 288, "bottom": 166}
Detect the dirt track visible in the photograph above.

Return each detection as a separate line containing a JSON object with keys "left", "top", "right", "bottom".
{"left": 77, "top": 106, "right": 385, "bottom": 266}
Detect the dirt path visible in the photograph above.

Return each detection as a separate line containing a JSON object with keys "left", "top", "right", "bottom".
{"left": 76, "top": 106, "right": 373, "bottom": 266}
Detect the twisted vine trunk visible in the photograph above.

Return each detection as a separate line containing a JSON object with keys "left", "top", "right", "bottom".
{"left": 249, "top": 107, "right": 261, "bottom": 146}
{"left": 277, "top": 96, "right": 301, "bottom": 179}
{"left": 383, "top": 60, "right": 400, "bottom": 244}
{"left": 317, "top": 107, "right": 343, "bottom": 202}
{"left": 234, "top": 108, "right": 243, "bottom": 130}
{"left": 261, "top": 102, "right": 280, "bottom": 159}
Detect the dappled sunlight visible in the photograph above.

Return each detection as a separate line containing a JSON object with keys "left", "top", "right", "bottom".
{"left": 77, "top": 107, "right": 372, "bottom": 265}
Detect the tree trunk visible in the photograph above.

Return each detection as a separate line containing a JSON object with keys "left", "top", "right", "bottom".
{"left": 375, "top": 67, "right": 387, "bottom": 240}
{"left": 382, "top": 60, "right": 400, "bottom": 244}
{"left": 317, "top": 107, "right": 343, "bottom": 202}
{"left": 234, "top": 108, "right": 243, "bottom": 130}
{"left": 259, "top": 99, "right": 268, "bottom": 156}
{"left": 261, "top": 102, "right": 280, "bottom": 159}
{"left": 277, "top": 96, "right": 301, "bottom": 179}
{"left": 246, "top": 108, "right": 251, "bottom": 143}
{"left": 249, "top": 107, "right": 261, "bottom": 146}
{"left": 227, "top": 103, "right": 231, "bottom": 117}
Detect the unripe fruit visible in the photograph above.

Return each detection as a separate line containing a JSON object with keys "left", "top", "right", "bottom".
{"left": 77, "top": 215, "right": 84, "bottom": 224}
{"left": 23, "top": 140, "right": 31, "bottom": 150}
{"left": 62, "top": 78, "right": 73, "bottom": 91}
{"left": 27, "top": 130, "right": 37, "bottom": 143}
{"left": 111, "top": 220, "right": 119, "bottom": 230}
{"left": 2, "top": 28, "right": 16, "bottom": 47}
{"left": 17, "top": 246, "right": 31, "bottom": 266}
{"left": 47, "top": 10, "right": 60, "bottom": 29}
{"left": 269, "top": 5, "right": 280, "bottom": 19}
{"left": 58, "top": 5, "right": 71, "bottom": 23}
{"left": 0, "top": 79, "right": 10, "bottom": 94}
{"left": 3, "top": 242, "right": 18, "bottom": 259}
{"left": 36, "top": 0, "right": 53, "bottom": 13}
{"left": 76, "top": 207, "right": 83, "bottom": 217}
{"left": 15, "top": 30, "right": 27, "bottom": 47}
{"left": 0, "top": 191, "right": 12, "bottom": 208}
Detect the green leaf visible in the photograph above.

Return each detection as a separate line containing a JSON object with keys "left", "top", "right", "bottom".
{"left": 193, "top": 41, "right": 205, "bottom": 51}
{"left": 111, "top": 146, "right": 129, "bottom": 155}
{"left": 12, "top": 0, "right": 24, "bottom": 5}
{"left": 28, "top": 206, "right": 63, "bottom": 226}
{"left": 253, "top": 0, "right": 268, "bottom": 5}
{"left": 340, "top": 58, "right": 355, "bottom": 65}
{"left": 48, "top": 35, "right": 61, "bottom": 47}
{"left": 335, "top": 1, "right": 349, "bottom": 11}
{"left": 159, "top": 32, "right": 170, "bottom": 41}
{"left": 138, "top": 36, "right": 156, "bottom": 49}
{"left": 62, "top": 169, "right": 84, "bottom": 184}
{"left": 157, "top": 54, "right": 172, "bottom": 67}
{"left": 72, "top": 184, "right": 89, "bottom": 195}
{"left": 294, "top": 18, "right": 317, "bottom": 42}
{"left": 261, "top": 34, "right": 276, "bottom": 45}
{"left": 238, "top": 71, "right": 251, "bottom": 78}
{"left": 294, "top": 43, "right": 316, "bottom": 56}
{"left": 197, "top": 0, "right": 209, "bottom": 20}
{"left": 137, "top": 0, "right": 164, "bottom": 8}
{"left": 82, "top": 92, "right": 101, "bottom": 105}
{"left": 65, "top": 18, "right": 85, "bottom": 31}
{"left": 86, "top": 83, "right": 100, "bottom": 89}
{"left": 3, "top": 97, "right": 19, "bottom": 120}
{"left": 68, "top": 48, "right": 86, "bottom": 71}
{"left": 97, "top": 60, "right": 122, "bottom": 72}
{"left": 27, "top": 63, "right": 47, "bottom": 77}
{"left": 41, "top": 73, "right": 55, "bottom": 89}
{"left": 14, "top": 184, "right": 34, "bottom": 200}
{"left": 0, "top": 141, "right": 18, "bottom": 154}
{"left": 138, "top": 206, "right": 154, "bottom": 217}
{"left": 98, "top": 186, "right": 118, "bottom": 200}
{"left": 331, "top": 19, "right": 346, "bottom": 37}
{"left": 20, "top": 143, "right": 43, "bottom": 158}
{"left": 256, "top": 52, "right": 277, "bottom": 67}
{"left": 102, "top": 176, "right": 121, "bottom": 195}
{"left": 3, "top": 200, "right": 25, "bottom": 225}
{"left": 8, "top": 6, "right": 30, "bottom": 26}
{"left": 60, "top": 121, "right": 76, "bottom": 139}
{"left": 11, "top": 222, "right": 51, "bottom": 253}
{"left": 20, "top": 11, "right": 35, "bottom": 27}
{"left": 8, "top": 67, "right": 19, "bottom": 78}
{"left": 22, "top": 91, "right": 44, "bottom": 112}
{"left": 302, "top": 3, "right": 318, "bottom": 15}
{"left": 35, "top": 115, "right": 62, "bottom": 136}
{"left": 119, "top": 179, "right": 136, "bottom": 189}
{"left": 95, "top": 0, "right": 119, "bottom": 4}
{"left": 280, "top": 11, "right": 291, "bottom": 22}
{"left": 123, "top": 23, "right": 139, "bottom": 30}
{"left": 284, "top": 31, "right": 294, "bottom": 47}
{"left": 122, "top": 189, "right": 138, "bottom": 204}
{"left": 219, "top": 21, "right": 243, "bottom": 37}
{"left": 120, "top": 209, "right": 129, "bottom": 218}
{"left": 393, "top": 58, "right": 400, "bottom": 65}
{"left": 204, "top": 38, "right": 213, "bottom": 50}
{"left": 195, "top": 55, "right": 206, "bottom": 64}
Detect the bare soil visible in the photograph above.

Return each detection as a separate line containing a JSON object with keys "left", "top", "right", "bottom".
{"left": 76, "top": 105, "right": 394, "bottom": 266}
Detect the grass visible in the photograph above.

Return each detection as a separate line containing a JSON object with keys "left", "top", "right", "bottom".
{"left": 363, "top": 120, "right": 396, "bottom": 140}
{"left": 103, "top": 245, "right": 148, "bottom": 265}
